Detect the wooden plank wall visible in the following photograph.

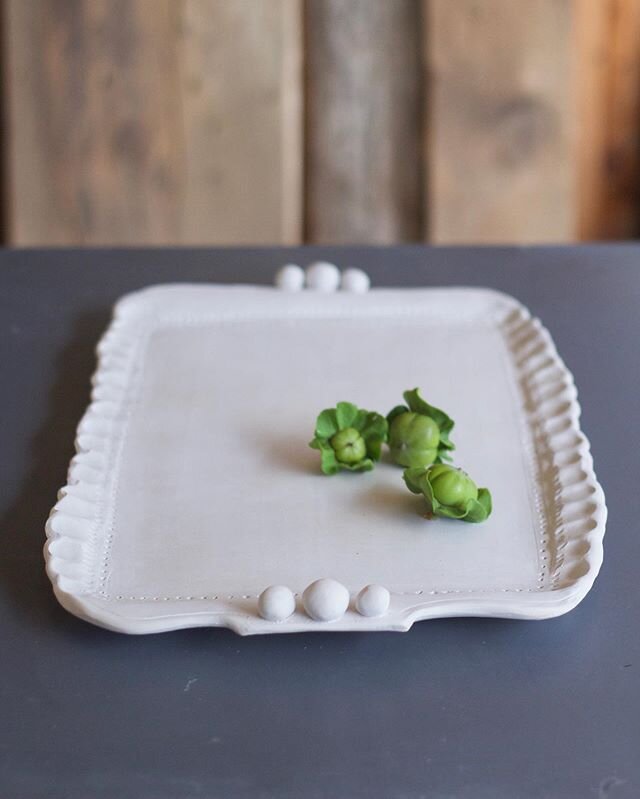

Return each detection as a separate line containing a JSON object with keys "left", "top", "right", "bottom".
{"left": 425, "top": 0, "right": 575, "bottom": 244}
{"left": 304, "top": 0, "right": 422, "bottom": 243}
{"left": 2, "top": 0, "right": 640, "bottom": 246}
{"left": 3, "top": 0, "right": 302, "bottom": 245}
{"left": 576, "top": 0, "right": 640, "bottom": 239}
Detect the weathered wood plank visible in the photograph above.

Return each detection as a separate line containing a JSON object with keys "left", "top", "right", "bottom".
{"left": 425, "top": 0, "right": 575, "bottom": 244}
{"left": 576, "top": 0, "right": 640, "bottom": 239}
{"left": 305, "top": 0, "right": 422, "bottom": 243}
{"left": 3, "top": 0, "right": 302, "bottom": 245}
{"left": 178, "top": 0, "right": 302, "bottom": 244}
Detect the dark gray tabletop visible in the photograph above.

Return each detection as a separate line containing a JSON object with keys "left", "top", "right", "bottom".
{"left": 1, "top": 245, "right": 638, "bottom": 799}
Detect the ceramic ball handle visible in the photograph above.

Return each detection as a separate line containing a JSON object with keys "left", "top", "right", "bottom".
{"left": 274, "top": 262, "right": 370, "bottom": 293}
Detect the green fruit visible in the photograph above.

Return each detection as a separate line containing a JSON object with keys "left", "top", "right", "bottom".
{"left": 428, "top": 464, "right": 478, "bottom": 508}
{"left": 388, "top": 412, "right": 440, "bottom": 468}
{"left": 330, "top": 427, "right": 367, "bottom": 465}
{"left": 310, "top": 402, "right": 388, "bottom": 475}
{"left": 403, "top": 462, "right": 492, "bottom": 523}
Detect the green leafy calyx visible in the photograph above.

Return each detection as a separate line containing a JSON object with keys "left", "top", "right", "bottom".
{"left": 310, "top": 402, "right": 388, "bottom": 475}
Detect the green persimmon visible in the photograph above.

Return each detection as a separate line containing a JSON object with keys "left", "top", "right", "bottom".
{"left": 309, "top": 402, "right": 388, "bottom": 475}
{"left": 427, "top": 463, "right": 478, "bottom": 506}
{"left": 388, "top": 411, "right": 440, "bottom": 468}
{"left": 386, "top": 388, "right": 455, "bottom": 467}
{"left": 330, "top": 427, "right": 367, "bottom": 465}
{"left": 403, "top": 463, "right": 492, "bottom": 523}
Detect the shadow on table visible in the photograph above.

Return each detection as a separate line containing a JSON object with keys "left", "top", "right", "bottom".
{"left": 0, "top": 309, "right": 111, "bottom": 634}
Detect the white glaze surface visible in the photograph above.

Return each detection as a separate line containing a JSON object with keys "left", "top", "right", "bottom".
{"left": 305, "top": 261, "right": 340, "bottom": 292}
{"left": 258, "top": 585, "right": 296, "bottom": 622}
{"left": 275, "top": 264, "right": 304, "bottom": 292}
{"left": 44, "top": 284, "right": 607, "bottom": 635}
{"left": 341, "top": 268, "right": 370, "bottom": 293}
{"left": 356, "top": 584, "right": 390, "bottom": 617}
{"left": 303, "top": 579, "right": 350, "bottom": 622}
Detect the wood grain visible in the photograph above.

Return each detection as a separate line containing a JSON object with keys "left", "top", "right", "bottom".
{"left": 425, "top": 0, "right": 576, "bottom": 244}
{"left": 178, "top": 0, "right": 302, "bottom": 244}
{"left": 3, "top": 0, "right": 302, "bottom": 245}
{"left": 304, "top": 0, "right": 422, "bottom": 243}
{"left": 576, "top": 0, "right": 640, "bottom": 239}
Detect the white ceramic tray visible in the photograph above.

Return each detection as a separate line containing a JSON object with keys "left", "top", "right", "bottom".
{"left": 45, "top": 283, "right": 606, "bottom": 634}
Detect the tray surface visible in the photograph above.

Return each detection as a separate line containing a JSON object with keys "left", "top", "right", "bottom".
{"left": 44, "top": 284, "right": 606, "bottom": 634}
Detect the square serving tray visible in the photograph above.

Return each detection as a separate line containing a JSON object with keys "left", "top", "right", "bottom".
{"left": 45, "top": 284, "right": 606, "bottom": 634}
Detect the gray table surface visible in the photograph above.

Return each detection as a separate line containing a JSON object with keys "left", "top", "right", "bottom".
{"left": 1, "top": 245, "right": 638, "bottom": 799}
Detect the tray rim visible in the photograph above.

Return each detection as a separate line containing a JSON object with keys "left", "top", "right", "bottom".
{"left": 44, "top": 284, "right": 607, "bottom": 635}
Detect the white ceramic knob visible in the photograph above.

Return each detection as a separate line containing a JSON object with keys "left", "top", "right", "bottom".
{"left": 341, "top": 268, "right": 370, "bottom": 294}
{"left": 355, "top": 584, "right": 390, "bottom": 617}
{"left": 275, "top": 264, "right": 305, "bottom": 292}
{"left": 258, "top": 585, "right": 296, "bottom": 622}
{"left": 305, "top": 261, "right": 341, "bottom": 292}
{"left": 302, "top": 578, "right": 349, "bottom": 622}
